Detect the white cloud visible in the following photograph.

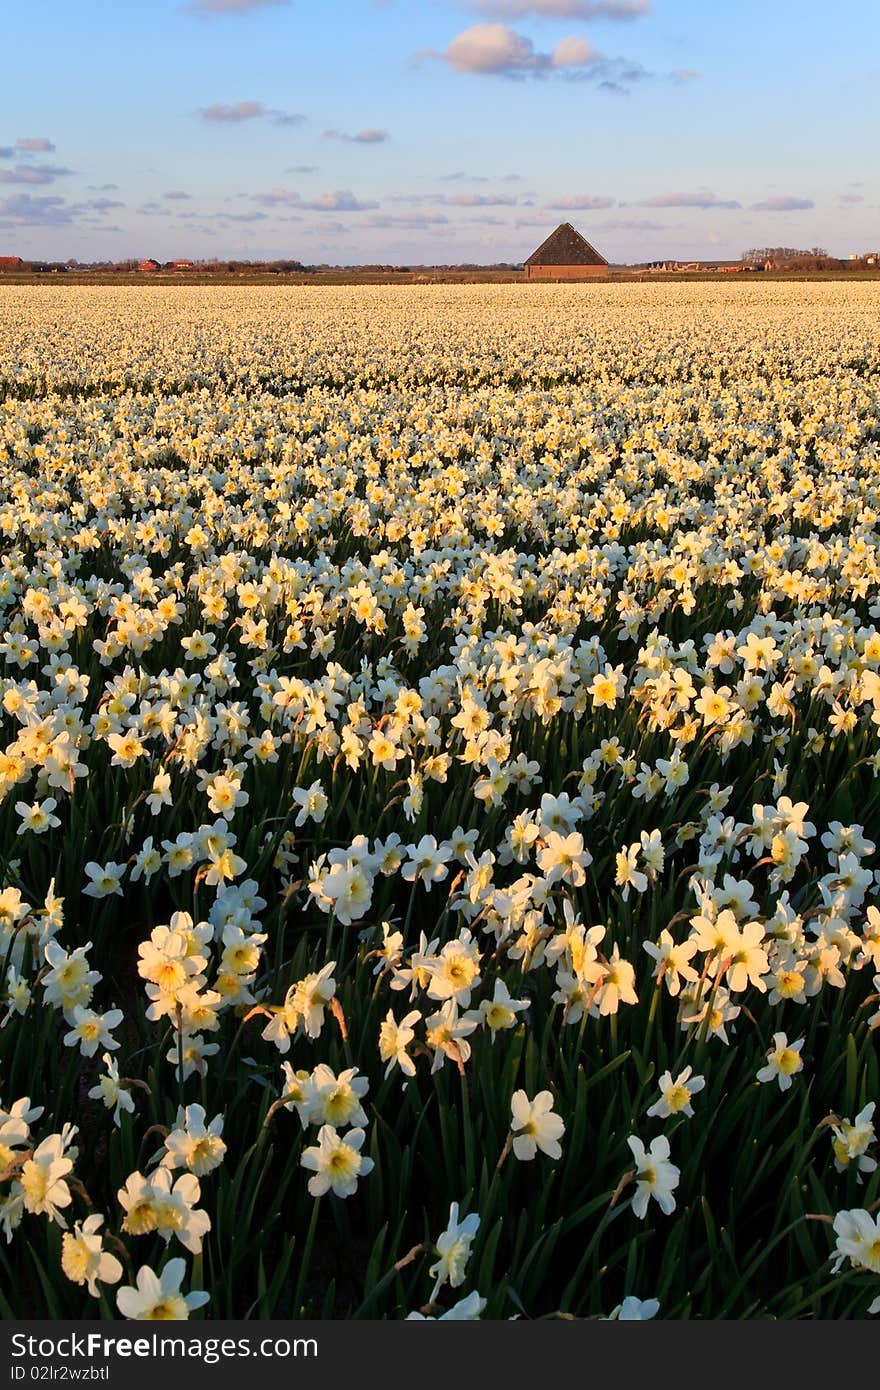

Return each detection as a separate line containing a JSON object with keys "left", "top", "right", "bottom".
{"left": 0, "top": 193, "right": 71, "bottom": 226}
{"left": 361, "top": 213, "right": 450, "bottom": 229}
{"left": 200, "top": 100, "right": 266, "bottom": 122}
{"left": 640, "top": 189, "right": 741, "bottom": 209}
{"left": 445, "top": 24, "right": 543, "bottom": 73}
{"left": 16, "top": 137, "right": 56, "bottom": 153}
{"left": 253, "top": 188, "right": 379, "bottom": 211}
{"left": 749, "top": 195, "right": 814, "bottom": 212}
{"left": 198, "top": 101, "right": 305, "bottom": 126}
{"left": 304, "top": 190, "right": 379, "bottom": 211}
{"left": 0, "top": 165, "right": 71, "bottom": 186}
{"left": 324, "top": 128, "right": 390, "bottom": 144}
{"left": 545, "top": 193, "right": 616, "bottom": 209}
{"left": 391, "top": 192, "right": 520, "bottom": 207}
{"left": 185, "top": 0, "right": 287, "bottom": 15}
{"left": 445, "top": 192, "right": 519, "bottom": 206}
{"left": 595, "top": 217, "right": 669, "bottom": 231}
{"left": 0, "top": 193, "right": 119, "bottom": 227}
{"left": 552, "top": 36, "right": 598, "bottom": 66}
{"left": 473, "top": 1, "right": 650, "bottom": 18}
{"left": 425, "top": 23, "right": 600, "bottom": 75}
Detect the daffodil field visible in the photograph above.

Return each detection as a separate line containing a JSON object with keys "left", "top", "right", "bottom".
{"left": 2, "top": 281, "right": 880, "bottom": 1321}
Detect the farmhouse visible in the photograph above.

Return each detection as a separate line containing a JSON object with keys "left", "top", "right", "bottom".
{"left": 138, "top": 258, "right": 160, "bottom": 272}
{"left": 524, "top": 223, "right": 608, "bottom": 280}
{"left": 0, "top": 256, "right": 24, "bottom": 272}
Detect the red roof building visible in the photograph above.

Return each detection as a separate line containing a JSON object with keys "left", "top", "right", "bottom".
{"left": 0, "top": 256, "right": 24, "bottom": 271}
{"left": 138, "top": 258, "right": 160, "bottom": 272}
{"left": 524, "top": 224, "right": 608, "bottom": 280}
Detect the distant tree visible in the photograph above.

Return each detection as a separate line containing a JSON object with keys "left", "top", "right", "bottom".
{"left": 742, "top": 246, "right": 828, "bottom": 263}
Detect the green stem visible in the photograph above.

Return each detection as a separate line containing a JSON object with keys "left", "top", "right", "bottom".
{"left": 176, "top": 1005, "right": 185, "bottom": 1111}
{"left": 292, "top": 1197, "right": 322, "bottom": 1317}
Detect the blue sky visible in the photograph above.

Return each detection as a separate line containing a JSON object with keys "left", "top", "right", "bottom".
{"left": 2, "top": 0, "right": 877, "bottom": 264}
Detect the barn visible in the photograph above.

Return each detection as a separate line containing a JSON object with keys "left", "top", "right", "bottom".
{"left": 524, "top": 223, "right": 608, "bottom": 280}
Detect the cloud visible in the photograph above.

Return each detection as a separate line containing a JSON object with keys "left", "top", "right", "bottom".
{"left": 200, "top": 100, "right": 266, "bottom": 122}
{"left": 430, "top": 24, "right": 540, "bottom": 73}
{"left": 545, "top": 193, "right": 616, "bottom": 209}
{"left": 199, "top": 101, "right": 305, "bottom": 126}
{"left": 185, "top": 0, "right": 288, "bottom": 15}
{"left": 517, "top": 212, "right": 666, "bottom": 233}
{"left": 553, "top": 36, "right": 597, "bottom": 65}
{"left": 303, "top": 190, "right": 380, "bottom": 212}
{"left": 515, "top": 214, "right": 565, "bottom": 227}
{"left": 361, "top": 213, "right": 450, "bottom": 229}
{"left": 588, "top": 56, "right": 650, "bottom": 90}
{"left": 440, "top": 171, "right": 490, "bottom": 183}
{"left": 0, "top": 193, "right": 72, "bottom": 227}
{"left": 749, "top": 195, "right": 814, "bottom": 212}
{"left": 300, "top": 220, "right": 349, "bottom": 238}
{"left": 446, "top": 192, "right": 518, "bottom": 206}
{"left": 323, "top": 128, "right": 389, "bottom": 144}
{"left": 473, "top": 0, "right": 650, "bottom": 16}
{"left": 253, "top": 187, "right": 379, "bottom": 211}
{"left": 639, "top": 189, "right": 741, "bottom": 209}
{"left": 595, "top": 217, "right": 668, "bottom": 230}
{"left": 838, "top": 192, "right": 864, "bottom": 205}
{"left": 164, "top": 190, "right": 192, "bottom": 201}
{"left": 286, "top": 165, "right": 319, "bottom": 173}
{"left": 421, "top": 23, "right": 600, "bottom": 75}
{"left": 16, "top": 137, "right": 56, "bottom": 153}
{"left": 390, "top": 192, "right": 519, "bottom": 207}
{"left": 0, "top": 164, "right": 72, "bottom": 186}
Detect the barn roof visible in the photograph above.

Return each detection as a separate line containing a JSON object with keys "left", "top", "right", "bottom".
{"left": 524, "top": 223, "right": 608, "bottom": 267}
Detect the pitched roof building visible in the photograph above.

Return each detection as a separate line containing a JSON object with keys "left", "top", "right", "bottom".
{"left": 524, "top": 223, "right": 608, "bottom": 280}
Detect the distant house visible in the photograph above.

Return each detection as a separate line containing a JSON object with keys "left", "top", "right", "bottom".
{"left": 138, "top": 258, "right": 160, "bottom": 272}
{"left": 524, "top": 223, "right": 608, "bottom": 280}
{"left": 167, "top": 260, "right": 194, "bottom": 270}
{"left": 0, "top": 256, "right": 24, "bottom": 272}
